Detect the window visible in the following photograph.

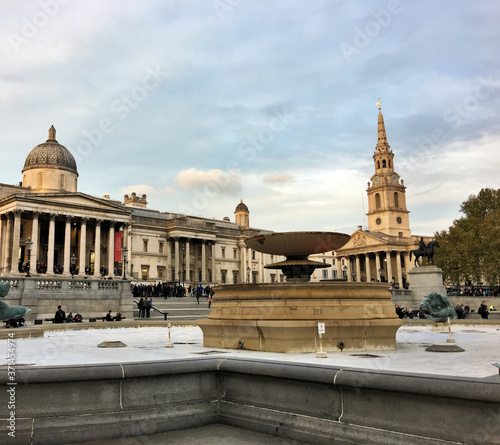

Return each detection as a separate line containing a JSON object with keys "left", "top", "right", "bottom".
{"left": 38, "top": 172, "right": 43, "bottom": 188}
{"left": 382, "top": 159, "right": 387, "bottom": 168}
{"left": 221, "top": 247, "right": 225, "bottom": 258}
{"left": 141, "top": 266, "right": 149, "bottom": 280}
{"left": 221, "top": 270, "right": 227, "bottom": 284}
{"left": 322, "top": 270, "right": 328, "bottom": 279}
{"left": 198, "top": 270, "right": 202, "bottom": 281}
{"left": 377, "top": 160, "right": 380, "bottom": 169}
{"left": 159, "top": 242, "right": 164, "bottom": 254}
{"left": 233, "top": 271, "right": 238, "bottom": 284}
{"left": 252, "top": 272, "right": 257, "bottom": 283}
{"left": 394, "top": 192, "right": 399, "bottom": 208}
{"left": 233, "top": 248, "right": 237, "bottom": 259}
{"left": 375, "top": 193, "right": 381, "bottom": 209}
{"left": 143, "top": 239, "right": 148, "bottom": 252}
{"left": 59, "top": 174, "right": 65, "bottom": 189}
{"left": 332, "top": 259, "right": 336, "bottom": 266}
{"left": 252, "top": 251, "right": 255, "bottom": 260}
{"left": 332, "top": 270, "right": 337, "bottom": 279}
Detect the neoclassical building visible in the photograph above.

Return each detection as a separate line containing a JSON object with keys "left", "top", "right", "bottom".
{"left": 0, "top": 127, "right": 281, "bottom": 285}
{"left": 312, "top": 104, "right": 432, "bottom": 288}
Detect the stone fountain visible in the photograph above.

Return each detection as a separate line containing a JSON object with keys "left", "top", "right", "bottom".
{"left": 197, "top": 232, "right": 402, "bottom": 353}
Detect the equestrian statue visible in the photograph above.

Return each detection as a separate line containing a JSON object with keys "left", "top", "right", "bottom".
{"left": 409, "top": 238, "right": 440, "bottom": 267}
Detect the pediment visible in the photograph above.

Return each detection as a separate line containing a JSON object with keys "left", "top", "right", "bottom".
{"left": 6, "top": 192, "right": 132, "bottom": 216}
{"left": 336, "top": 230, "right": 387, "bottom": 251}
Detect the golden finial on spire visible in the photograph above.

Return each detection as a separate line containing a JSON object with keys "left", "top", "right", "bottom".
{"left": 376, "top": 98, "right": 382, "bottom": 111}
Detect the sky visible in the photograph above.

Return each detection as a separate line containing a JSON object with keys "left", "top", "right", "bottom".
{"left": 0, "top": 0, "right": 499, "bottom": 236}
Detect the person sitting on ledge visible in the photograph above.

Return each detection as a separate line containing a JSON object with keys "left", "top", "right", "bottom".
{"left": 74, "top": 313, "right": 83, "bottom": 323}
{"left": 66, "top": 312, "right": 74, "bottom": 323}
{"left": 115, "top": 311, "right": 124, "bottom": 321}
{"left": 105, "top": 310, "right": 114, "bottom": 321}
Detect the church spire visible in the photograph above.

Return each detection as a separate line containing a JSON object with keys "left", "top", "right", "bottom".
{"left": 375, "top": 99, "right": 390, "bottom": 153}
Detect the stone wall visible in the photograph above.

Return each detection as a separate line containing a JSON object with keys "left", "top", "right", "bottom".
{"left": 1, "top": 357, "right": 498, "bottom": 445}
{"left": 0, "top": 277, "right": 134, "bottom": 320}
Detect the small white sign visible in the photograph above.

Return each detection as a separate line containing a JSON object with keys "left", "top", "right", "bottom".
{"left": 318, "top": 322, "right": 325, "bottom": 334}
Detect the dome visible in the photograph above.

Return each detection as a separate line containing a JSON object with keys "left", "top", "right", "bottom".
{"left": 22, "top": 126, "right": 78, "bottom": 175}
{"left": 234, "top": 199, "right": 249, "bottom": 213}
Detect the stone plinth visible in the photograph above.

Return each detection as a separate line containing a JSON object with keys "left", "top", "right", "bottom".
{"left": 408, "top": 266, "right": 447, "bottom": 305}
{"left": 197, "top": 282, "right": 402, "bottom": 352}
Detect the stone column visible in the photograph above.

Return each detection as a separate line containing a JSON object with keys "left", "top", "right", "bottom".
{"left": 396, "top": 252, "right": 403, "bottom": 288}
{"left": 63, "top": 216, "right": 71, "bottom": 276}
{"left": 47, "top": 214, "right": 56, "bottom": 275}
{"left": 241, "top": 243, "right": 247, "bottom": 282}
{"left": 0, "top": 215, "right": 4, "bottom": 271}
{"left": 127, "top": 229, "right": 132, "bottom": 276}
{"left": 201, "top": 241, "right": 206, "bottom": 282}
{"left": 78, "top": 218, "right": 87, "bottom": 275}
{"left": 355, "top": 255, "right": 361, "bottom": 282}
{"left": 185, "top": 238, "right": 191, "bottom": 283}
{"left": 4, "top": 214, "right": 13, "bottom": 273}
{"left": 365, "top": 254, "right": 372, "bottom": 282}
{"left": 10, "top": 210, "right": 22, "bottom": 274}
{"left": 346, "top": 257, "right": 353, "bottom": 282}
{"left": 375, "top": 253, "right": 382, "bottom": 282}
{"left": 166, "top": 238, "right": 172, "bottom": 282}
{"left": 211, "top": 242, "right": 216, "bottom": 284}
{"left": 174, "top": 237, "right": 180, "bottom": 282}
{"left": 108, "top": 222, "right": 115, "bottom": 275}
{"left": 386, "top": 251, "right": 393, "bottom": 284}
{"left": 94, "top": 220, "right": 101, "bottom": 276}
{"left": 30, "top": 212, "right": 40, "bottom": 271}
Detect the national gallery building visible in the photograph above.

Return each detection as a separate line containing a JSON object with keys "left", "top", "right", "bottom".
{"left": 0, "top": 108, "right": 428, "bottom": 288}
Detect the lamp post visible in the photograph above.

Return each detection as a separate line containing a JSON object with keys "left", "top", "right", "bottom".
{"left": 247, "top": 266, "right": 250, "bottom": 283}
{"left": 178, "top": 270, "right": 181, "bottom": 286}
{"left": 25, "top": 237, "right": 33, "bottom": 277}
{"left": 121, "top": 246, "right": 128, "bottom": 280}
{"left": 182, "top": 245, "right": 185, "bottom": 287}
{"left": 70, "top": 254, "right": 77, "bottom": 277}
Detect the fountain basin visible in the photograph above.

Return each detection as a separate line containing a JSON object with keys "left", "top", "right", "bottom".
{"left": 198, "top": 282, "right": 402, "bottom": 353}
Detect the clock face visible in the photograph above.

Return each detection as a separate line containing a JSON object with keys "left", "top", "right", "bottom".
{"left": 391, "top": 175, "right": 398, "bottom": 183}
{"left": 373, "top": 176, "right": 380, "bottom": 184}
{"left": 376, "top": 218, "right": 382, "bottom": 225}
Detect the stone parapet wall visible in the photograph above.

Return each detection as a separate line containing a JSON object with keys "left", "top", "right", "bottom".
{"left": 0, "top": 358, "right": 498, "bottom": 445}
{"left": 0, "top": 277, "right": 134, "bottom": 320}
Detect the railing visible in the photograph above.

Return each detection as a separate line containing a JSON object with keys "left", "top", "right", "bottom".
{"left": 38, "top": 280, "right": 63, "bottom": 289}
{"left": 0, "top": 279, "right": 20, "bottom": 289}
{"left": 68, "top": 280, "right": 92, "bottom": 290}
{"left": 133, "top": 299, "right": 168, "bottom": 320}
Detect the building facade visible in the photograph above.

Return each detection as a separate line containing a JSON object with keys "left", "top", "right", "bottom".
{"left": 0, "top": 127, "right": 283, "bottom": 286}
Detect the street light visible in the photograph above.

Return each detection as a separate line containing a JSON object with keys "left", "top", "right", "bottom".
{"left": 178, "top": 270, "right": 181, "bottom": 285}
{"left": 25, "top": 237, "right": 33, "bottom": 277}
{"left": 182, "top": 245, "right": 185, "bottom": 287}
{"left": 70, "top": 254, "right": 77, "bottom": 277}
{"left": 121, "top": 246, "right": 128, "bottom": 280}
{"left": 247, "top": 266, "right": 250, "bottom": 283}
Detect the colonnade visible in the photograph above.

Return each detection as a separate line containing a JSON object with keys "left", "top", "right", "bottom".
{"left": 337, "top": 250, "right": 410, "bottom": 287}
{"left": 168, "top": 237, "right": 216, "bottom": 284}
{"left": 0, "top": 210, "right": 129, "bottom": 277}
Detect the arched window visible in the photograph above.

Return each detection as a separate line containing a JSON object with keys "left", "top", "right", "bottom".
{"left": 389, "top": 160, "right": 391, "bottom": 168}
{"left": 59, "top": 174, "right": 66, "bottom": 189}
{"left": 375, "top": 193, "right": 381, "bottom": 209}
{"left": 394, "top": 192, "right": 399, "bottom": 208}
{"left": 382, "top": 159, "right": 387, "bottom": 168}
{"left": 377, "top": 160, "right": 380, "bottom": 169}
{"left": 37, "top": 172, "right": 43, "bottom": 189}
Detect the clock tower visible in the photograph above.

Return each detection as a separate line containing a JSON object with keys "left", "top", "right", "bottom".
{"left": 366, "top": 101, "right": 411, "bottom": 237}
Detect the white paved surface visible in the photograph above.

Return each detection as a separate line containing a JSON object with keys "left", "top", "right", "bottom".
{"left": 1, "top": 325, "right": 499, "bottom": 378}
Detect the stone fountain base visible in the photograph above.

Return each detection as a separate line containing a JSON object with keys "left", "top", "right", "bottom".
{"left": 197, "top": 282, "right": 402, "bottom": 353}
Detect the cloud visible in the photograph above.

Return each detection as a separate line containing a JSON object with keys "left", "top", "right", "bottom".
{"left": 176, "top": 168, "right": 242, "bottom": 195}
{"left": 262, "top": 173, "right": 295, "bottom": 184}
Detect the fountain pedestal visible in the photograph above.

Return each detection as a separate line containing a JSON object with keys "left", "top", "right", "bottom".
{"left": 198, "top": 282, "right": 401, "bottom": 352}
